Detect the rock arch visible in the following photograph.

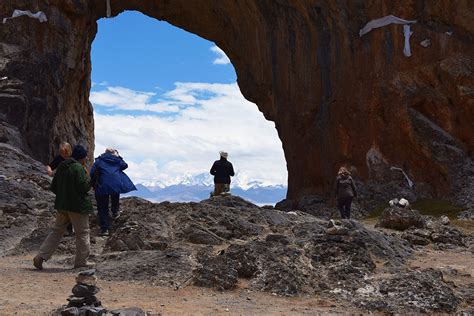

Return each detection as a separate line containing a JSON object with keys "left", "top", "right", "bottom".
{"left": 0, "top": 0, "right": 472, "bottom": 204}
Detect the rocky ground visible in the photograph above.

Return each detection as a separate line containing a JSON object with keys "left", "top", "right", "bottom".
{"left": 1, "top": 144, "right": 473, "bottom": 315}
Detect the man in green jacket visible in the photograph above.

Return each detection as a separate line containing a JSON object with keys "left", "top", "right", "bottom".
{"left": 33, "top": 145, "right": 94, "bottom": 269}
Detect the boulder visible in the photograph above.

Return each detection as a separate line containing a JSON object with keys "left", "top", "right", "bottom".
{"left": 376, "top": 207, "right": 425, "bottom": 231}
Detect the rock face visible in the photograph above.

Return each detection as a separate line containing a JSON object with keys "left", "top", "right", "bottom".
{"left": 0, "top": 143, "right": 55, "bottom": 254}
{"left": 0, "top": 1, "right": 473, "bottom": 206}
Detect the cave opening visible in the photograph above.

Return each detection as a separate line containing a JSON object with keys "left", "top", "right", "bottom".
{"left": 90, "top": 11, "right": 287, "bottom": 204}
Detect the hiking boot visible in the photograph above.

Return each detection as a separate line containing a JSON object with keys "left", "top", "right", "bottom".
{"left": 33, "top": 255, "right": 44, "bottom": 270}
{"left": 73, "top": 261, "right": 96, "bottom": 269}
{"left": 111, "top": 211, "right": 121, "bottom": 220}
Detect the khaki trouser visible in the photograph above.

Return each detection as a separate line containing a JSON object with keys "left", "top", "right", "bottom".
{"left": 213, "top": 183, "right": 230, "bottom": 196}
{"left": 38, "top": 211, "right": 90, "bottom": 267}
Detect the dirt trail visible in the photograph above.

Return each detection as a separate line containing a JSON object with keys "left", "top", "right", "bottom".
{"left": 0, "top": 254, "right": 345, "bottom": 315}
{"left": 408, "top": 247, "right": 474, "bottom": 285}
{"left": 2, "top": 245, "right": 472, "bottom": 315}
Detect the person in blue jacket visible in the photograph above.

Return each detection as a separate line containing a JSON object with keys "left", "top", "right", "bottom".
{"left": 90, "top": 148, "right": 136, "bottom": 236}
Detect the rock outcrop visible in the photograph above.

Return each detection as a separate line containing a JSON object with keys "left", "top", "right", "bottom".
{"left": 94, "top": 196, "right": 418, "bottom": 297}
{"left": 0, "top": 1, "right": 473, "bottom": 206}
{"left": 354, "top": 269, "right": 461, "bottom": 314}
{"left": 0, "top": 143, "right": 55, "bottom": 254}
{"left": 1, "top": 146, "right": 472, "bottom": 313}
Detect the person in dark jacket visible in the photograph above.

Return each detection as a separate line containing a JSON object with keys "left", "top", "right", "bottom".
{"left": 210, "top": 151, "right": 235, "bottom": 196}
{"left": 334, "top": 166, "right": 357, "bottom": 219}
{"left": 46, "top": 142, "right": 72, "bottom": 176}
{"left": 90, "top": 148, "right": 136, "bottom": 235}
{"left": 34, "top": 145, "right": 93, "bottom": 270}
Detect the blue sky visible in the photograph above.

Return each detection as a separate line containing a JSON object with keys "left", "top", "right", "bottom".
{"left": 90, "top": 11, "right": 287, "bottom": 188}
{"left": 91, "top": 11, "right": 236, "bottom": 93}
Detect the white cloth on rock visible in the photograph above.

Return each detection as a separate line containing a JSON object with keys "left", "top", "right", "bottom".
{"left": 403, "top": 24, "right": 413, "bottom": 57}
{"left": 360, "top": 15, "right": 416, "bottom": 58}
{"left": 3, "top": 10, "right": 48, "bottom": 24}
{"left": 390, "top": 166, "right": 415, "bottom": 188}
{"left": 359, "top": 15, "right": 416, "bottom": 37}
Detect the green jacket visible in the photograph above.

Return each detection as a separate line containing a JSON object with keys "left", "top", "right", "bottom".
{"left": 50, "top": 158, "right": 93, "bottom": 214}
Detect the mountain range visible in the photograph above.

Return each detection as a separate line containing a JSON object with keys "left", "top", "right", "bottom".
{"left": 125, "top": 173, "right": 287, "bottom": 205}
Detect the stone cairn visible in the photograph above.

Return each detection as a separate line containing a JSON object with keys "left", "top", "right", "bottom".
{"left": 57, "top": 270, "right": 148, "bottom": 316}
{"left": 60, "top": 269, "right": 106, "bottom": 316}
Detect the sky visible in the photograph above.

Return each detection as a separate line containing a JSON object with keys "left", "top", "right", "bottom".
{"left": 91, "top": 11, "right": 287, "bottom": 188}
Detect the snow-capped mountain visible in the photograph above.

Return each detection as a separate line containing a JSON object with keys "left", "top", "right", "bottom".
{"left": 126, "top": 173, "right": 287, "bottom": 205}
{"left": 138, "top": 173, "right": 213, "bottom": 188}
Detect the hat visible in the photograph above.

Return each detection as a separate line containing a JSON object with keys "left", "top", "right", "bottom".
{"left": 219, "top": 151, "right": 228, "bottom": 159}
{"left": 72, "top": 145, "right": 88, "bottom": 160}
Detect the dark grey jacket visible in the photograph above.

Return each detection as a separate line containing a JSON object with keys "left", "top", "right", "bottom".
{"left": 335, "top": 175, "right": 357, "bottom": 199}
{"left": 210, "top": 158, "right": 235, "bottom": 184}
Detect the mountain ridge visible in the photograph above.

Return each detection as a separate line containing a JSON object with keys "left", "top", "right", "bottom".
{"left": 127, "top": 178, "right": 287, "bottom": 205}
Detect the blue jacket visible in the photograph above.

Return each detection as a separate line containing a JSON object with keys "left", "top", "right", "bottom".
{"left": 90, "top": 153, "right": 136, "bottom": 196}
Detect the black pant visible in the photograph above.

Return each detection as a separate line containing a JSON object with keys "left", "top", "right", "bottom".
{"left": 96, "top": 194, "right": 120, "bottom": 231}
{"left": 337, "top": 197, "right": 353, "bottom": 219}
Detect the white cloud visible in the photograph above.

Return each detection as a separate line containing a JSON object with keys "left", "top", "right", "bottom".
{"left": 210, "top": 45, "right": 231, "bottom": 65}
{"left": 92, "top": 82, "right": 287, "bottom": 187}
{"left": 90, "top": 86, "right": 181, "bottom": 113}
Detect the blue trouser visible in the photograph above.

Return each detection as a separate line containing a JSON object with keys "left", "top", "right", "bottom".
{"left": 95, "top": 194, "right": 120, "bottom": 231}
{"left": 337, "top": 197, "right": 353, "bottom": 219}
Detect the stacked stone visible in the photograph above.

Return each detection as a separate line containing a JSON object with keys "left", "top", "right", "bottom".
{"left": 61, "top": 269, "right": 106, "bottom": 316}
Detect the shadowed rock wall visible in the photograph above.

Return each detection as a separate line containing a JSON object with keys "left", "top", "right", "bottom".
{"left": 0, "top": 0, "right": 472, "bottom": 204}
